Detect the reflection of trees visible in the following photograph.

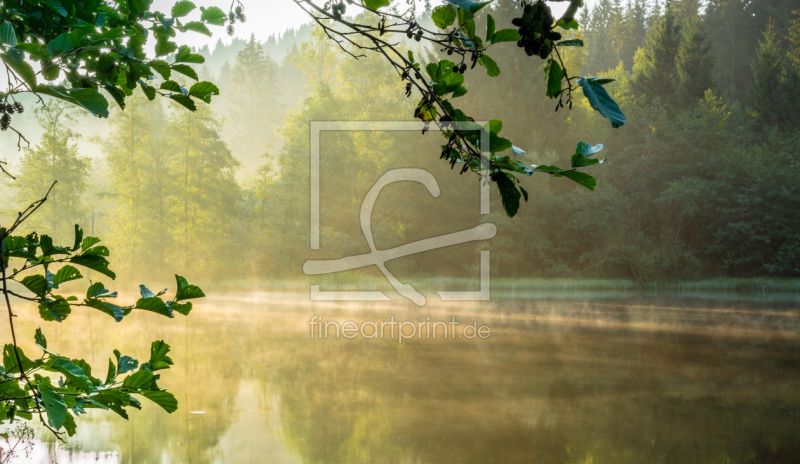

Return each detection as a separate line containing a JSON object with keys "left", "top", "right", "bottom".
{"left": 6, "top": 296, "right": 800, "bottom": 463}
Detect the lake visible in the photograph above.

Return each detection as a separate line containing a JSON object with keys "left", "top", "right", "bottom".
{"left": 3, "top": 291, "right": 800, "bottom": 463}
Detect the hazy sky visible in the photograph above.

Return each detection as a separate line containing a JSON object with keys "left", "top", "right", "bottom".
{"left": 150, "top": 0, "right": 589, "bottom": 50}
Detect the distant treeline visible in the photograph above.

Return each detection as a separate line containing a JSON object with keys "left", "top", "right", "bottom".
{"left": 4, "top": 0, "right": 800, "bottom": 282}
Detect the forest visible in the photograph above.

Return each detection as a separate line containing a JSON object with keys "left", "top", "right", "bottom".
{"left": 2, "top": 0, "right": 799, "bottom": 283}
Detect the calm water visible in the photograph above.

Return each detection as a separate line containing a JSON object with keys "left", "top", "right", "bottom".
{"left": 3, "top": 291, "right": 800, "bottom": 463}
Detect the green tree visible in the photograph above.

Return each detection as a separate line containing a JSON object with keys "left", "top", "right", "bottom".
{"left": 226, "top": 34, "right": 281, "bottom": 170}
{"left": 675, "top": 17, "right": 716, "bottom": 107}
{"left": 748, "top": 24, "right": 800, "bottom": 129}
{"left": 11, "top": 102, "right": 90, "bottom": 242}
{"left": 633, "top": 7, "right": 682, "bottom": 102}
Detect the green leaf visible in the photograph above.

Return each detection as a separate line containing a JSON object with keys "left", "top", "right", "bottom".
{"left": 118, "top": 355, "right": 138, "bottom": 374}
{"left": 63, "top": 411, "right": 77, "bottom": 436}
{"left": 155, "top": 37, "right": 177, "bottom": 57}
{"left": 35, "top": 85, "right": 110, "bottom": 118}
{"left": 86, "top": 282, "right": 117, "bottom": 299}
{"left": 432, "top": 5, "right": 457, "bottom": 29}
{"left": 105, "top": 359, "right": 116, "bottom": 384}
{"left": 45, "top": 33, "right": 72, "bottom": 57}
{"left": 490, "top": 29, "right": 521, "bottom": 44}
{"left": 554, "top": 170, "right": 597, "bottom": 190}
{"left": 45, "top": 1, "right": 68, "bottom": 17}
{"left": 15, "top": 42, "right": 51, "bottom": 60}
{"left": 169, "top": 94, "right": 196, "bottom": 111}
{"left": 492, "top": 172, "right": 521, "bottom": 218}
{"left": 188, "top": 81, "right": 219, "bottom": 97}
{"left": 486, "top": 14, "right": 495, "bottom": 41}
{"left": 175, "top": 275, "right": 205, "bottom": 301}
{"left": 3, "top": 344, "right": 35, "bottom": 373}
{"left": 52, "top": 265, "right": 82, "bottom": 288}
{"left": 69, "top": 254, "right": 116, "bottom": 279}
{"left": 171, "top": 64, "right": 198, "bottom": 80}
{"left": 35, "top": 328, "right": 47, "bottom": 350}
{"left": 136, "top": 297, "right": 173, "bottom": 318}
{"left": 172, "top": 0, "right": 196, "bottom": 17}
{"left": 478, "top": 55, "right": 500, "bottom": 77}
{"left": 182, "top": 21, "right": 212, "bottom": 37}
{"left": 556, "top": 18, "right": 580, "bottom": 30}
{"left": 200, "top": 6, "right": 226, "bottom": 25}
{"left": 140, "top": 82, "right": 156, "bottom": 101}
{"left": 175, "top": 45, "right": 205, "bottom": 64}
{"left": 557, "top": 39, "right": 584, "bottom": 47}
{"left": 160, "top": 80, "right": 182, "bottom": 93}
{"left": 38, "top": 383, "right": 67, "bottom": 430}
{"left": 38, "top": 297, "right": 71, "bottom": 322}
{"left": 143, "top": 341, "right": 173, "bottom": 372}
{"left": 0, "top": 21, "right": 18, "bottom": 47}
{"left": 21, "top": 275, "right": 48, "bottom": 297}
{"left": 140, "top": 390, "right": 178, "bottom": 413}
{"left": 544, "top": 58, "right": 564, "bottom": 99}
{"left": 1, "top": 53, "right": 36, "bottom": 88}
{"left": 168, "top": 301, "right": 192, "bottom": 316}
{"left": 84, "top": 298, "right": 126, "bottom": 321}
{"left": 579, "top": 77, "right": 626, "bottom": 128}
{"left": 149, "top": 60, "right": 171, "bottom": 79}
{"left": 574, "top": 141, "right": 604, "bottom": 157}
{"left": 71, "top": 224, "right": 83, "bottom": 251}
{"left": 362, "top": 0, "right": 391, "bottom": 10}
{"left": 123, "top": 369, "right": 158, "bottom": 390}
{"left": 45, "top": 358, "right": 93, "bottom": 393}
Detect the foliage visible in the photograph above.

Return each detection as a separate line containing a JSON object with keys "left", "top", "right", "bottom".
{"left": 1, "top": 213, "right": 205, "bottom": 438}
{"left": 293, "top": 0, "right": 627, "bottom": 217}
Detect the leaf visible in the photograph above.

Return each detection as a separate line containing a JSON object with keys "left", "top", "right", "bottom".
{"left": 445, "top": 0, "right": 493, "bottom": 13}
{"left": 46, "top": 1, "right": 68, "bottom": 17}
{"left": 123, "top": 369, "right": 158, "bottom": 390}
{"left": 45, "top": 33, "right": 72, "bottom": 57}
{"left": 118, "top": 356, "right": 138, "bottom": 374}
{"left": 168, "top": 301, "right": 192, "bottom": 316}
{"left": 35, "top": 85, "right": 109, "bottom": 118}
{"left": 432, "top": 5, "right": 457, "bottom": 29}
{"left": 486, "top": 14, "right": 495, "bottom": 41}
{"left": 3, "top": 344, "right": 35, "bottom": 373}
{"left": 45, "top": 358, "right": 93, "bottom": 393}
{"left": 182, "top": 21, "right": 212, "bottom": 37}
{"left": 71, "top": 225, "right": 83, "bottom": 251}
{"left": 1, "top": 53, "right": 36, "bottom": 88}
{"left": 490, "top": 29, "right": 521, "bottom": 44}
{"left": 21, "top": 275, "right": 48, "bottom": 297}
{"left": 170, "top": 94, "right": 196, "bottom": 111}
{"left": 200, "top": 6, "right": 226, "bottom": 25}
{"left": 172, "top": 0, "right": 196, "bottom": 17}
{"left": 175, "top": 275, "right": 205, "bottom": 301}
{"left": 105, "top": 359, "right": 116, "bottom": 384}
{"left": 478, "top": 55, "right": 500, "bottom": 77}
{"left": 35, "top": 328, "right": 47, "bottom": 350}
{"left": 15, "top": 42, "right": 51, "bottom": 60}
{"left": 38, "top": 298, "right": 71, "bottom": 322}
{"left": 155, "top": 37, "right": 177, "bottom": 57}
{"left": 171, "top": 64, "right": 198, "bottom": 80}
{"left": 0, "top": 21, "right": 18, "bottom": 47}
{"left": 143, "top": 341, "right": 173, "bottom": 372}
{"left": 362, "top": 0, "right": 391, "bottom": 10}
{"left": 544, "top": 58, "right": 564, "bottom": 99}
{"left": 69, "top": 254, "right": 116, "bottom": 278}
{"left": 38, "top": 383, "right": 67, "bottom": 430}
{"left": 579, "top": 77, "right": 626, "bottom": 128}
{"left": 188, "top": 81, "right": 219, "bottom": 97}
{"left": 556, "top": 18, "right": 580, "bottom": 30}
{"left": 575, "top": 141, "right": 604, "bottom": 157}
{"left": 492, "top": 172, "right": 521, "bottom": 218}
{"left": 86, "top": 282, "right": 116, "bottom": 299}
{"left": 136, "top": 297, "right": 172, "bottom": 318}
{"left": 63, "top": 411, "right": 77, "bottom": 436}
{"left": 557, "top": 39, "right": 584, "bottom": 47}
{"left": 554, "top": 170, "right": 597, "bottom": 190}
{"left": 140, "top": 390, "right": 178, "bottom": 413}
{"left": 52, "top": 265, "right": 82, "bottom": 288}
{"left": 160, "top": 80, "right": 182, "bottom": 93}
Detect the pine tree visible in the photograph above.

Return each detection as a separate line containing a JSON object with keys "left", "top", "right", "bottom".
{"left": 99, "top": 93, "right": 176, "bottom": 278}
{"left": 11, "top": 102, "right": 90, "bottom": 241}
{"left": 675, "top": 17, "right": 716, "bottom": 107}
{"left": 788, "top": 10, "right": 800, "bottom": 72}
{"left": 748, "top": 24, "right": 800, "bottom": 129}
{"left": 632, "top": 7, "right": 681, "bottom": 102}
{"left": 226, "top": 34, "right": 281, "bottom": 171}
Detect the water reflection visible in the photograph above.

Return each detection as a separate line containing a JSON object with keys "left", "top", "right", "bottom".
{"left": 2, "top": 292, "right": 799, "bottom": 463}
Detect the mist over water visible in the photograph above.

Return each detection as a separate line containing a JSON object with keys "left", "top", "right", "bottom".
{"left": 3, "top": 290, "right": 799, "bottom": 463}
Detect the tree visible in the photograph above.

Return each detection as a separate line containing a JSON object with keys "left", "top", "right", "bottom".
{"left": 10, "top": 102, "right": 90, "bottom": 242}
{"left": 748, "top": 24, "right": 800, "bottom": 129}
{"left": 633, "top": 6, "right": 682, "bottom": 102}
{"left": 675, "top": 17, "right": 716, "bottom": 107}
{"left": 0, "top": 0, "right": 240, "bottom": 442}
{"left": 226, "top": 34, "right": 281, "bottom": 170}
